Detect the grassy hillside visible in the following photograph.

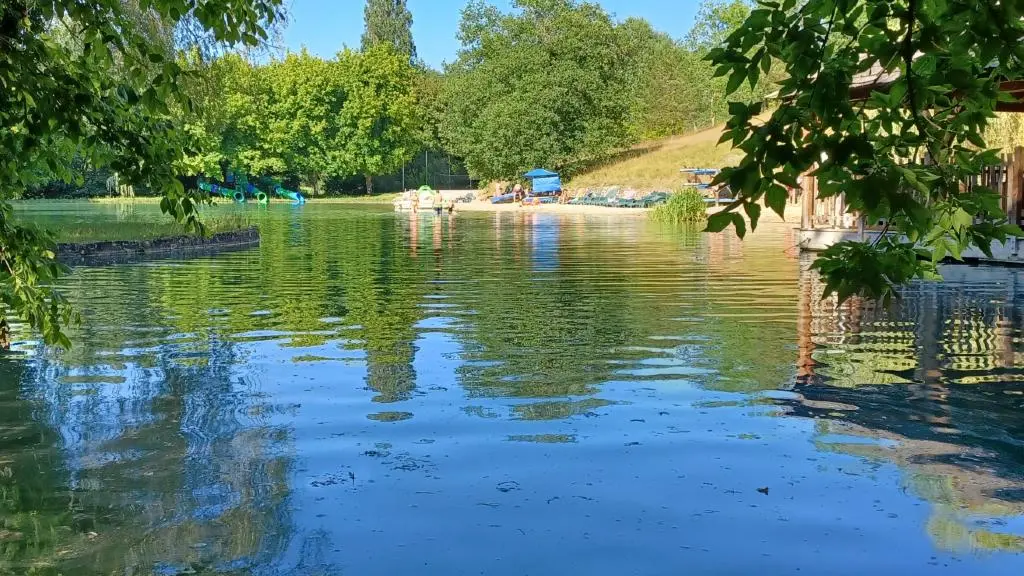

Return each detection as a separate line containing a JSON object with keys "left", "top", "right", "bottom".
{"left": 567, "top": 124, "right": 743, "bottom": 191}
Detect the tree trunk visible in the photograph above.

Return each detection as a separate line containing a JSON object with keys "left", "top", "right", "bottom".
{"left": 365, "top": 174, "right": 373, "bottom": 195}
{"left": 311, "top": 174, "right": 320, "bottom": 196}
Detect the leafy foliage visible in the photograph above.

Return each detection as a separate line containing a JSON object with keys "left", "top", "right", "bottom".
{"left": 709, "top": 0, "right": 1024, "bottom": 303}
{"left": 336, "top": 45, "right": 422, "bottom": 194}
{"left": 0, "top": 204, "right": 78, "bottom": 348}
{"left": 650, "top": 189, "right": 709, "bottom": 224}
{"left": 362, "top": 0, "right": 417, "bottom": 64}
{"left": 439, "top": 0, "right": 639, "bottom": 180}
{"left": 264, "top": 50, "right": 349, "bottom": 193}
{"left": 0, "top": 0, "right": 284, "bottom": 347}
{"left": 438, "top": 0, "right": 774, "bottom": 180}
{"left": 176, "top": 45, "right": 421, "bottom": 195}
{"left": 686, "top": 0, "right": 754, "bottom": 50}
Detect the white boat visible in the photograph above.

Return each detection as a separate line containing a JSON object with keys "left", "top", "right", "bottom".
{"left": 393, "top": 187, "right": 439, "bottom": 212}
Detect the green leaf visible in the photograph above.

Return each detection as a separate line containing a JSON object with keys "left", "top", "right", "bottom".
{"left": 728, "top": 102, "right": 748, "bottom": 116}
{"left": 952, "top": 209, "right": 973, "bottom": 228}
{"left": 889, "top": 81, "right": 907, "bottom": 106}
{"left": 725, "top": 70, "right": 747, "bottom": 95}
{"left": 765, "top": 184, "right": 787, "bottom": 216}
{"left": 743, "top": 200, "right": 762, "bottom": 229}
{"left": 731, "top": 212, "right": 747, "bottom": 238}
{"left": 705, "top": 211, "right": 733, "bottom": 233}
{"left": 966, "top": 131, "right": 986, "bottom": 148}
{"left": 748, "top": 63, "right": 760, "bottom": 89}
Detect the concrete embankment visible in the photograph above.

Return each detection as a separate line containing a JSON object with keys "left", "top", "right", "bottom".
{"left": 57, "top": 227, "right": 260, "bottom": 266}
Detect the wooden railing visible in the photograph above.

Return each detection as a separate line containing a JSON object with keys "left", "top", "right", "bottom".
{"left": 963, "top": 148, "right": 1023, "bottom": 226}
{"left": 803, "top": 147, "right": 1024, "bottom": 230}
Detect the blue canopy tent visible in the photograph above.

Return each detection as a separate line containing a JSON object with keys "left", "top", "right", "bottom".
{"left": 524, "top": 168, "right": 562, "bottom": 199}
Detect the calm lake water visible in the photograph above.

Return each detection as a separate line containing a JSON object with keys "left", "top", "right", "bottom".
{"left": 3, "top": 202, "right": 1024, "bottom": 575}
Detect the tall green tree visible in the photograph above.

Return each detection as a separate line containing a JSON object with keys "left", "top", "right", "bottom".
{"left": 336, "top": 45, "right": 422, "bottom": 195}
{"left": 619, "top": 19, "right": 718, "bottom": 138}
{"left": 362, "top": 0, "right": 417, "bottom": 64}
{"left": 0, "top": 0, "right": 284, "bottom": 348}
{"left": 681, "top": 0, "right": 769, "bottom": 131}
{"left": 439, "top": 0, "right": 637, "bottom": 180}
{"left": 264, "top": 50, "right": 348, "bottom": 194}
{"left": 685, "top": 0, "right": 753, "bottom": 50}
{"left": 710, "top": 0, "right": 1024, "bottom": 302}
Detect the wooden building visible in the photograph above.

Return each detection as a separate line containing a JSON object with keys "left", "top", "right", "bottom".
{"left": 797, "top": 63, "right": 1024, "bottom": 263}
{"left": 800, "top": 149, "right": 1024, "bottom": 262}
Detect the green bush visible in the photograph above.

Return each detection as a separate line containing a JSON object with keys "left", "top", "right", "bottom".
{"left": 649, "top": 188, "right": 707, "bottom": 224}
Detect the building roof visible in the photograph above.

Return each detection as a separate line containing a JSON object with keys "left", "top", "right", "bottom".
{"left": 775, "top": 55, "right": 1024, "bottom": 112}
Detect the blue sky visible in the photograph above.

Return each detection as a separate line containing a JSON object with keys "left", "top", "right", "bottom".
{"left": 282, "top": 0, "right": 702, "bottom": 69}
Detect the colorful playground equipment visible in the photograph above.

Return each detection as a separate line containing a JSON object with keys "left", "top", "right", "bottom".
{"left": 273, "top": 185, "right": 306, "bottom": 204}
{"left": 197, "top": 172, "right": 305, "bottom": 205}
{"left": 198, "top": 179, "right": 246, "bottom": 203}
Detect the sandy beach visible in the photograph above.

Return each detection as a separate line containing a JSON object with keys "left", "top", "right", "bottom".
{"left": 452, "top": 198, "right": 803, "bottom": 225}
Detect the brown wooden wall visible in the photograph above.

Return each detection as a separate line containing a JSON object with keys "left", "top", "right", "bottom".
{"left": 802, "top": 147, "right": 1024, "bottom": 230}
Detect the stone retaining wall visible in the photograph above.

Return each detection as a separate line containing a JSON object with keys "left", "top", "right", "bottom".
{"left": 57, "top": 227, "right": 260, "bottom": 266}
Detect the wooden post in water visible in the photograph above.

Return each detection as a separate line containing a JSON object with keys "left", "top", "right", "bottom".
{"left": 801, "top": 172, "right": 813, "bottom": 229}
{"left": 1010, "top": 148, "right": 1023, "bottom": 255}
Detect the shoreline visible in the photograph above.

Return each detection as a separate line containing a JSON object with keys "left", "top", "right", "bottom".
{"left": 449, "top": 199, "right": 803, "bottom": 224}
{"left": 455, "top": 201, "right": 650, "bottom": 216}
{"left": 27, "top": 195, "right": 804, "bottom": 225}
{"left": 57, "top": 227, "right": 260, "bottom": 266}
{"left": 82, "top": 194, "right": 401, "bottom": 205}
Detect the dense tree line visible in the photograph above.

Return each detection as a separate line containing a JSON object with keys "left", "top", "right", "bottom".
{"left": 439, "top": 0, "right": 768, "bottom": 180}
{"left": 180, "top": 45, "right": 421, "bottom": 195}
{"left": 26, "top": 0, "right": 762, "bottom": 199}
{"left": 176, "top": 0, "right": 772, "bottom": 192}
{"left": 0, "top": 0, "right": 770, "bottom": 201}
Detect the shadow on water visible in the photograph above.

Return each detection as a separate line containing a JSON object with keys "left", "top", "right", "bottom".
{"left": 0, "top": 202, "right": 1023, "bottom": 573}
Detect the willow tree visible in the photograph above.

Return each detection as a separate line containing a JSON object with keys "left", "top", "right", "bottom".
{"left": 0, "top": 0, "right": 285, "bottom": 348}
{"left": 709, "top": 0, "right": 1024, "bottom": 303}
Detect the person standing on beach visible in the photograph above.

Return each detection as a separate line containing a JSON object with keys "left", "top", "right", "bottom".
{"left": 512, "top": 183, "right": 524, "bottom": 202}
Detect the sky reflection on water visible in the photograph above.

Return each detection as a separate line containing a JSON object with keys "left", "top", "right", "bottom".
{"left": 1, "top": 203, "right": 1023, "bottom": 574}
